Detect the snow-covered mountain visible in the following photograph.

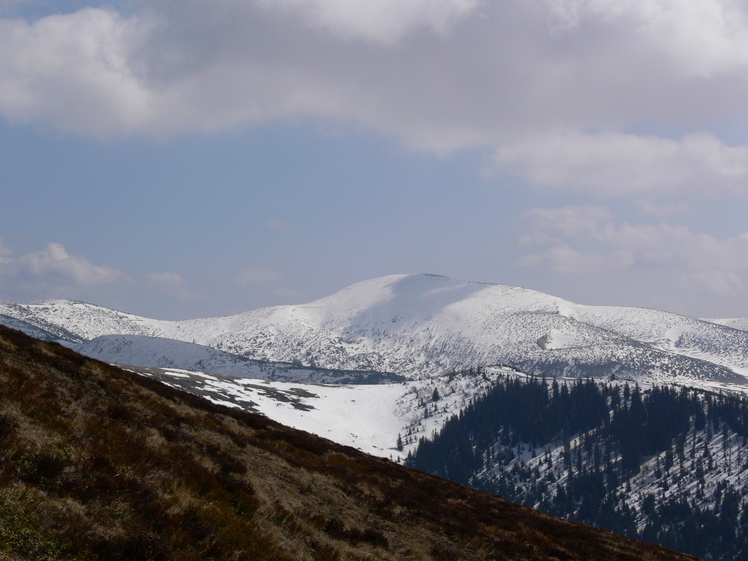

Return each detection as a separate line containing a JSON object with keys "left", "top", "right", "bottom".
{"left": 706, "top": 317, "right": 748, "bottom": 332}
{"left": 4, "top": 275, "right": 747, "bottom": 560}
{"left": 2, "top": 273, "right": 748, "bottom": 386}
{"left": 69, "top": 334, "right": 404, "bottom": 384}
{"left": 409, "top": 371, "right": 748, "bottom": 561}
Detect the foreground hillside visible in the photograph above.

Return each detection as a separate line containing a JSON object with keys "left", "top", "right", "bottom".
{"left": 0, "top": 325, "right": 700, "bottom": 561}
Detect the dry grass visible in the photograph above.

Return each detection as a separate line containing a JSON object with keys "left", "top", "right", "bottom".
{"left": 0, "top": 325, "right": 702, "bottom": 561}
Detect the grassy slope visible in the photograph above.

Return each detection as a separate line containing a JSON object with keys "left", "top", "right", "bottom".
{"left": 0, "top": 325, "right": 700, "bottom": 561}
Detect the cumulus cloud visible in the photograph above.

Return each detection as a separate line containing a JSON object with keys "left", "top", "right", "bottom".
{"left": 521, "top": 205, "right": 613, "bottom": 244}
{"left": 0, "top": 242, "right": 126, "bottom": 299}
{"left": 521, "top": 205, "right": 748, "bottom": 295}
{"left": 683, "top": 270, "right": 743, "bottom": 296}
{"left": 0, "top": 8, "right": 155, "bottom": 136}
{"left": 0, "top": 242, "right": 207, "bottom": 307}
{"left": 0, "top": 0, "right": 747, "bottom": 209}
{"left": 256, "top": 0, "right": 480, "bottom": 44}
{"left": 637, "top": 199, "right": 691, "bottom": 216}
{"left": 17, "top": 243, "right": 123, "bottom": 286}
{"left": 494, "top": 131, "right": 748, "bottom": 196}
{"left": 545, "top": 0, "right": 748, "bottom": 77}
{"left": 0, "top": 1, "right": 746, "bottom": 153}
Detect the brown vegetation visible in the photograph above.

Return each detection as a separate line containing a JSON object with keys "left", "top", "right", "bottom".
{"left": 0, "top": 325, "right": 701, "bottom": 560}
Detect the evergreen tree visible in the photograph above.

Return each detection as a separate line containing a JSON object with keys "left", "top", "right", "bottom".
{"left": 408, "top": 372, "right": 748, "bottom": 561}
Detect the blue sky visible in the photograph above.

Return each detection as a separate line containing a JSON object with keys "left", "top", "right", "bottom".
{"left": 2, "top": 0, "right": 748, "bottom": 319}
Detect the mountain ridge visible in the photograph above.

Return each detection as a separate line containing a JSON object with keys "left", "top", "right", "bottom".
{"left": 2, "top": 273, "right": 747, "bottom": 387}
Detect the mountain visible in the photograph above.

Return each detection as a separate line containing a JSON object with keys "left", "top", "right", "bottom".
{"left": 0, "top": 324, "right": 700, "bottom": 561}
{"left": 2, "top": 274, "right": 748, "bottom": 388}
{"left": 706, "top": 318, "right": 748, "bottom": 332}
{"left": 409, "top": 372, "right": 748, "bottom": 560}
{"left": 0, "top": 313, "right": 72, "bottom": 342}
{"left": 0, "top": 299, "right": 170, "bottom": 341}
{"left": 69, "top": 334, "right": 405, "bottom": 384}
{"left": 3, "top": 275, "right": 745, "bottom": 559}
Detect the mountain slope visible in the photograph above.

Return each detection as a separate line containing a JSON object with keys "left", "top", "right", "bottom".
{"left": 0, "top": 299, "right": 167, "bottom": 341}
{"left": 124, "top": 363, "right": 513, "bottom": 460}
{"left": 706, "top": 318, "right": 748, "bottom": 332}
{"left": 0, "top": 325, "right": 700, "bottom": 561}
{"left": 410, "top": 372, "right": 748, "bottom": 560}
{"left": 69, "top": 334, "right": 405, "bottom": 384}
{"left": 190, "top": 274, "right": 748, "bottom": 383}
{"left": 3, "top": 274, "right": 747, "bottom": 386}
{"left": 0, "top": 313, "right": 71, "bottom": 343}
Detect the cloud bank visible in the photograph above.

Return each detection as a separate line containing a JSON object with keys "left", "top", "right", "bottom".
{"left": 522, "top": 206, "right": 748, "bottom": 297}
{"left": 0, "top": 243, "right": 200, "bottom": 305}
{"left": 0, "top": 242, "right": 125, "bottom": 299}
{"left": 256, "top": 0, "right": 480, "bottom": 44}
{"left": 494, "top": 132, "right": 748, "bottom": 196}
{"left": 0, "top": 0, "right": 747, "bottom": 197}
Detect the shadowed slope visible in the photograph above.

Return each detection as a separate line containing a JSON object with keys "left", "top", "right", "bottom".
{"left": 0, "top": 325, "right": 700, "bottom": 561}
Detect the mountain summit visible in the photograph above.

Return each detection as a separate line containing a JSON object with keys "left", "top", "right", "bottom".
{"left": 2, "top": 273, "right": 747, "bottom": 386}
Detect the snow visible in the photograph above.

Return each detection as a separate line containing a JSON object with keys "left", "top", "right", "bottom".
{"left": 258, "top": 382, "right": 407, "bottom": 455}
{"left": 129, "top": 363, "right": 511, "bottom": 460}
{"left": 542, "top": 329, "right": 579, "bottom": 350}
{"left": 479, "top": 372, "right": 748, "bottom": 534}
{"left": 131, "top": 367, "right": 409, "bottom": 456}
{"left": 3, "top": 273, "right": 748, "bottom": 389}
{"left": 705, "top": 318, "right": 748, "bottom": 332}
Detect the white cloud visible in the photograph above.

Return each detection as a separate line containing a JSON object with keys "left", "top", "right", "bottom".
{"left": 494, "top": 131, "right": 748, "bottom": 196}
{"left": 256, "top": 0, "right": 480, "bottom": 44}
{"left": 0, "top": 8, "right": 155, "bottom": 136}
{"left": 545, "top": 0, "right": 748, "bottom": 77}
{"left": 0, "top": 0, "right": 747, "bottom": 208}
{"left": 0, "top": 1, "right": 745, "bottom": 147}
{"left": 637, "top": 199, "right": 691, "bottom": 216}
{"left": 520, "top": 244, "right": 634, "bottom": 275}
{"left": 683, "top": 270, "right": 743, "bottom": 296}
{"left": 520, "top": 205, "right": 613, "bottom": 243}
{"left": 17, "top": 242, "right": 124, "bottom": 286}
{"left": 521, "top": 205, "right": 748, "bottom": 295}
{"left": 0, "top": 242, "right": 126, "bottom": 300}
{"left": 236, "top": 267, "right": 282, "bottom": 285}
{"left": 0, "top": 243, "right": 206, "bottom": 307}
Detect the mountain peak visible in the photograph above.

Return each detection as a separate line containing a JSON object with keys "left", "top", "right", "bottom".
{"left": 2, "top": 273, "right": 748, "bottom": 385}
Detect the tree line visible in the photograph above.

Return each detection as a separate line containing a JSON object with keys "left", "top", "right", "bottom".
{"left": 407, "top": 372, "right": 748, "bottom": 561}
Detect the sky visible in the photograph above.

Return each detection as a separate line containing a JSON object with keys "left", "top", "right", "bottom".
{"left": 1, "top": 0, "right": 748, "bottom": 320}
